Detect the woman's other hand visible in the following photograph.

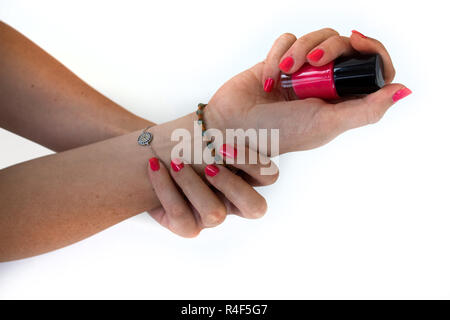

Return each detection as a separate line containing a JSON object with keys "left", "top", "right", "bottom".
{"left": 146, "top": 145, "right": 278, "bottom": 237}
{"left": 206, "top": 28, "right": 411, "bottom": 154}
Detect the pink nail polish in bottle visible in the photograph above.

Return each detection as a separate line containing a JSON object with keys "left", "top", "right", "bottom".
{"left": 280, "top": 54, "right": 385, "bottom": 101}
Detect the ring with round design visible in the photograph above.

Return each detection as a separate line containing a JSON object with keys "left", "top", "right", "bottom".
{"left": 137, "top": 126, "right": 159, "bottom": 160}
{"left": 137, "top": 126, "right": 153, "bottom": 146}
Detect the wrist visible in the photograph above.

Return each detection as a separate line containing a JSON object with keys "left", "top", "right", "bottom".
{"left": 145, "top": 113, "right": 197, "bottom": 165}
{"left": 114, "top": 115, "right": 156, "bottom": 136}
{"left": 203, "top": 102, "right": 226, "bottom": 134}
{"left": 140, "top": 105, "right": 226, "bottom": 169}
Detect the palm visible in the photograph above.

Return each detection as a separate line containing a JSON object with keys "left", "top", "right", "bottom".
{"left": 209, "top": 62, "right": 340, "bottom": 154}
{"left": 210, "top": 63, "right": 279, "bottom": 121}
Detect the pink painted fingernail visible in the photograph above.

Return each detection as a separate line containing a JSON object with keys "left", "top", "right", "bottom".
{"left": 263, "top": 78, "right": 274, "bottom": 92}
{"left": 279, "top": 56, "right": 294, "bottom": 73}
{"left": 307, "top": 48, "right": 324, "bottom": 62}
{"left": 219, "top": 144, "right": 237, "bottom": 159}
{"left": 351, "top": 30, "right": 367, "bottom": 39}
{"left": 170, "top": 158, "right": 184, "bottom": 172}
{"left": 205, "top": 164, "right": 219, "bottom": 177}
{"left": 392, "top": 87, "right": 412, "bottom": 103}
{"left": 149, "top": 157, "right": 160, "bottom": 171}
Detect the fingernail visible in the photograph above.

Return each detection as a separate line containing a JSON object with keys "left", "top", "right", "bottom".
{"left": 279, "top": 56, "right": 294, "bottom": 73}
{"left": 392, "top": 87, "right": 412, "bottom": 103}
{"left": 307, "top": 48, "right": 324, "bottom": 62}
{"left": 263, "top": 78, "right": 274, "bottom": 92}
{"left": 149, "top": 157, "right": 160, "bottom": 171}
{"left": 170, "top": 158, "right": 184, "bottom": 172}
{"left": 219, "top": 144, "right": 237, "bottom": 159}
{"left": 351, "top": 30, "right": 367, "bottom": 39}
{"left": 205, "top": 164, "right": 219, "bottom": 177}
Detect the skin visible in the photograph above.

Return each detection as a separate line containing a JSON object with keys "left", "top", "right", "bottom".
{"left": 206, "top": 28, "right": 408, "bottom": 155}
{"left": 0, "top": 24, "right": 411, "bottom": 262}
{"left": 147, "top": 155, "right": 271, "bottom": 238}
{"left": 0, "top": 22, "right": 153, "bottom": 151}
{"left": 156, "top": 27, "right": 411, "bottom": 240}
{"left": 0, "top": 22, "right": 275, "bottom": 261}
{"left": 0, "top": 113, "right": 277, "bottom": 261}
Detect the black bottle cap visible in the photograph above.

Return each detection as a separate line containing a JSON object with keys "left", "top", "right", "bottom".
{"left": 333, "top": 54, "right": 385, "bottom": 96}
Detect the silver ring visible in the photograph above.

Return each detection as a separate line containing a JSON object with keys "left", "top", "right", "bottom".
{"left": 137, "top": 126, "right": 153, "bottom": 146}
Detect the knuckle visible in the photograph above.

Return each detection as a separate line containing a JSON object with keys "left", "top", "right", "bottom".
{"left": 296, "top": 36, "right": 310, "bottom": 47}
{"left": 247, "top": 198, "right": 268, "bottom": 219}
{"left": 365, "top": 106, "right": 383, "bottom": 125}
{"left": 373, "top": 39, "right": 386, "bottom": 49}
{"left": 388, "top": 67, "right": 396, "bottom": 83}
{"left": 318, "top": 35, "right": 342, "bottom": 57}
{"left": 170, "top": 204, "right": 189, "bottom": 219}
{"left": 180, "top": 227, "right": 201, "bottom": 238}
{"left": 269, "top": 169, "right": 280, "bottom": 184}
{"left": 278, "top": 32, "right": 296, "bottom": 43}
{"left": 321, "top": 27, "right": 339, "bottom": 35}
{"left": 361, "top": 95, "right": 387, "bottom": 125}
{"left": 203, "top": 206, "right": 227, "bottom": 227}
{"left": 259, "top": 166, "right": 279, "bottom": 185}
{"left": 328, "top": 34, "right": 342, "bottom": 44}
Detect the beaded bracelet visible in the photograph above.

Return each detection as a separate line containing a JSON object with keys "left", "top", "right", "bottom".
{"left": 196, "top": 103, "right": 208, "bottom": 136}
{"left": 197, "top": 103, "right": 222, "bottom": 162}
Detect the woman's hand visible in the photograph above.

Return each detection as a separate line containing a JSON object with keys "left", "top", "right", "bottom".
{"left": 146, "top": 145, "right": 278, "bottom": 237}
{"left": 206, "top": 28, "right": 411, "bottom": 154}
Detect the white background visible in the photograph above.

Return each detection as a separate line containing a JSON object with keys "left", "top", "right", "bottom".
{"left": 1, "top": 0, "right": 449, "bottom": 299}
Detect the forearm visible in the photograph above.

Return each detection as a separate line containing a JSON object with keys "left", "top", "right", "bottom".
{"left": 0, "top": 21, "right": 153, "bottom": 151}
{"left": 0, "top": 113, "right": 197, "bottom": 262}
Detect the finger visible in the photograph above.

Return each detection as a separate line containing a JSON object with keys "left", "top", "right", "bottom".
{"left": 279, "top": 28, "right": 339, "bottom": 74}
{"left": 216, "top": 144, "right": 279, "bottom": 186}
{"left": 147, "top": 157, "right": 199, "bottom": 238}
{"left": 262, "top": 33, "right": 297, "bottom": 93}
{"left": 214, "top": 191, "right": 241, "bottom": 216}
{"left": 147, "top": 206, "right": 169, "bottom": 229}
{"left": 186, "top": 196, "right": 244, "bottom": 228}
{"left": 169, "top": 158, "right": 227, "bottom": 228}
{"left": 204, "top": 164, "right": 268, "bottom": 219}
{"left": 334, "top": 84, "right": 412, "bottom": 131}
{"left": 306, "top": 35, "right": 356, "bottom": 66}
{"left": 148, "top": 206, "right": 205, "bottom": 236}
{"left": 350, "top": 30, "right": 396, "bottom": 84}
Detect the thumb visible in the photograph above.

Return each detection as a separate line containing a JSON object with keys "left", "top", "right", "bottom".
{"left": 335, "top": 83, "right": 412, "bottom": 131}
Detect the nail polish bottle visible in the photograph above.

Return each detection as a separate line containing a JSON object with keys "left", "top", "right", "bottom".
{"left": 280, "top": 54, "right": 385, "bottom": 101}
